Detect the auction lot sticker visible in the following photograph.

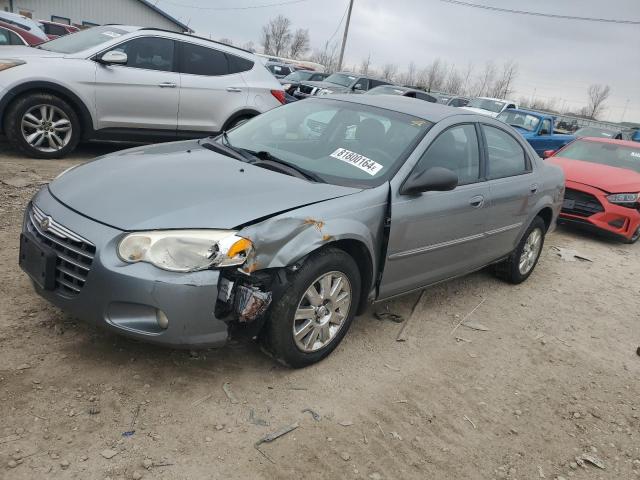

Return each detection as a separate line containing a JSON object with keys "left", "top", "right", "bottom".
{"left": 330, "top": 148, "right": 383, "bottom": 176}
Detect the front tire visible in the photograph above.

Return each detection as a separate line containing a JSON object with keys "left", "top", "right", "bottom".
{"left": 494, "top": 216, "right": 546, "bottom": 284}
{"left": 624, "top": 226, "right": 640, "bottom": 244}
{"left": 5, "top": 93, "right": 81, "bottom": 159}
{"left": 262, "top": 248, "right": 361, "bottom": 368}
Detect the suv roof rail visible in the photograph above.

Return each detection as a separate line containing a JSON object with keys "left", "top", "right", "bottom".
{"left": 139, "top": 27, "right": 254, "bottom": 54}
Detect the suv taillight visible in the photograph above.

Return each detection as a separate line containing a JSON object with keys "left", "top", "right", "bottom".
{"left": 271, "top": 90, "right": 286, "bottom": 105}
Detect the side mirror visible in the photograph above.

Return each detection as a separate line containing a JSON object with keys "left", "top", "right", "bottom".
{"left": 98, "top": 50, "right": 127, "bottom": 65}
{"left": 400, "top": 167, "right": 458, "bottom": 195}
{"left": 353, "top": 83, "right": 364, "bottom": 91}
{"left": 543, "top": 150, "right": 556, "bottom": 159}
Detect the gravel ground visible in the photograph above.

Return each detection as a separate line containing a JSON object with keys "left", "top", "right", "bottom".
{"left": 1, "top": 141, "right": 639, "bottom": 480}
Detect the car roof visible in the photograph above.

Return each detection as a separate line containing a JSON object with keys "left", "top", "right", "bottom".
{"left": 576, "top": 137, "right": 639, "bottom": 148}
{"left": 502, "top": 108, "right": 547, "bottom": 117}
{"left": 317, "top": 94, "right": 474, "bottom": 122}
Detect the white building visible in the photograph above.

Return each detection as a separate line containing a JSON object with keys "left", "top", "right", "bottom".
{"left": 0, "top": 0, "right": 191, "bottom": 32}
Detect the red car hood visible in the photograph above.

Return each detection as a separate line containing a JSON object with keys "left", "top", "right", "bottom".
{"left": 547, "top": 156, "right": 640, "bottom": 193}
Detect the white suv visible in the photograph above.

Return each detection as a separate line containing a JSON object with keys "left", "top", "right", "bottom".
{"left": 0, "top": 25, "right": 285, "bottom": 158}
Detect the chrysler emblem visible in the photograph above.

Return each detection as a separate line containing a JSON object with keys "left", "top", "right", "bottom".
{"left": 40, "top": 216, "right": 52, "bottom": 231}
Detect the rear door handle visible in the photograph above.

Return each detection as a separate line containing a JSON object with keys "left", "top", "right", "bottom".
{"left": 469, "top": 195, "right": 485, "bottom": 208}
{"left": 226, "top": 87, "right": 242, "bottom": 92}
{"left": 158, "top": 82, "right": 176, "bottom": 88}
{"left": 530, "top": 184, "right": 539, "bottom": 195}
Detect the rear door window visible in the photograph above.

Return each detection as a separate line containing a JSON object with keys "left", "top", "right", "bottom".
{"left": 227, "top": 53, "right": 253, "bottom": 74}
{"left": 482, "top": 125, "right": 529, "bottom": 179}
{"left": 178, "top": 42, "right": 229, "bottom": 76}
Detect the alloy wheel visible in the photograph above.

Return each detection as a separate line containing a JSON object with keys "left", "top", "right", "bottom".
{"left": 519, "top": 227, "right": 543, "bottom": 275}
{"left": 292, "top": 271, "right": 352, "bottom": 353}
{"left": 21, "top": 104, "right": 72, "bottom": 153}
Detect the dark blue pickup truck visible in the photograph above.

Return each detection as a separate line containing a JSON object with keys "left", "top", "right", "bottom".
{"left": 497, "top": 109, "right": 575, "bottom": 157}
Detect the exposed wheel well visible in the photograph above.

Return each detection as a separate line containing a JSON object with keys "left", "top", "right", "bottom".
{"left": 537, "top": 207, "right": 554, "bottom": 232}
{"left": 222, "top": 109, "right": 260, "bottom": 131}
{"left": 2, "top": 84, "right": 93, "bottom": 138}
{"left": 327, "top": 239, "right": 374, "bottom": 315}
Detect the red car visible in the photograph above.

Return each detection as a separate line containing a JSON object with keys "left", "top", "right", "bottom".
{"left": 0, "top": 20, "right": 45, "bottom": 46}
{"left": 546, "top": 137, "right": 640, "bottom": 243}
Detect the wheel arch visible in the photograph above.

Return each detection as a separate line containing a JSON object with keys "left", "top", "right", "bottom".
{"left": 1, "top": 81, "right": 94, "bottom": 138}
{"left": 221, "top": 108, "right": 260, "bottom": 132}
{"left": 325, "top": 239, "right": 374, "bottom": 315}
{"left": 536, "top": 206, "right": 554, "bottom": 232}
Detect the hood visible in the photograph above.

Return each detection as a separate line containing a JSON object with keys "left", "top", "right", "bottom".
{"left": 547, "top": 156, "right": 640, "bottom": 193}
{"left": 300, "top": 80, "right": 351, "bottom": 93}
{"left": 460, "top": 106, "right": 498, "bottom": 117}
{"left": 0, "top": 46, "right": 65, "bottom": 58}
{"left": 48, "top": 140, "right": 360, "bottom": 231}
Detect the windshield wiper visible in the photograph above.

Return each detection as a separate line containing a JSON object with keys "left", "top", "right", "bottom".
{"left": 199, "top": 137, "right": 248, "bottom": 162}
{"left": 248, "top": 150, "right": 325, "bottom": 183}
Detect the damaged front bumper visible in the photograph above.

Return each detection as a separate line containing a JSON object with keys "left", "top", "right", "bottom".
{"left": 23, "top": 188, "right": 274, "bottom": 349}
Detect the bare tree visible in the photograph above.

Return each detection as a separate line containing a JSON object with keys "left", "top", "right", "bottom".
{"left": 444, "top": 65, "right": 463, "bottom": 95}
{"left": 398, "top": 62, "right": 417, "bottom": 86}
{"left": 242, "top": 41, "right": 255, "bottom": 52}
{"left": 310, "top": 41, "right": 340, "bottom": 73}
{"left": 419, "top": 58, "right": 447, "bottom": 91}
{"left": 218, "top": 38, "right": 234, "bottom": 46}
{"left": 381, "top": 63, "right": 398, "bottom": 82}
{"left": 473, "top": 61, "right": 496, "bottom": 97}
{"left": 359, "top": 53, "right": 372, "bottom": 75}
{"left": 585, "top": 84, "right": 611, "bottom": 119}
{"left": 261, "top": 15, "right": 292, "bottom": 56}
{"left": 489, "top": 60, "right": 518, "bottom": 98}
{"left": 289, "top": 28, "right": 310, "bottom": 59}
{"left": 460, "top": 62, "right": 474, "bottom": 96}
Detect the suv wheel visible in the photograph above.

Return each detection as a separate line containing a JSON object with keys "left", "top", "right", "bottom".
{"left": 494, "top": 216, "right": 546, "bottom": 284}
{"left": 226, "top": 115, "right": 253, "bottom": 130}
{"left": 262, "top": 248, "right": 361, "bottom": 368}
{"left": 5, "top": 93, "right": 81, "bottom": 159}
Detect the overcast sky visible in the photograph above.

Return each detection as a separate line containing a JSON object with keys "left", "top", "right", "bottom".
{"left": 156, "top": 0, "right": 640, "bottom": 123}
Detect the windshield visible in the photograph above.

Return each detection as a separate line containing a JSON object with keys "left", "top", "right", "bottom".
{"left": 366, "top": 86, "right": 407, "bottom": 96}
{"left": 39, "top": 26, "right": 128, "bottom": 53}
{"left": 559, "top": 140, "right": 640, "bottom": 174}
{"left": 497, "top": 111, "right": 541, "bottom": 132}
{"left": 324, "top": 73, "right": 358, "bottom": 88}
{"left": 224, "top": 98, "right": 432, "bottom": 188}
{"left": 467, "top": 98, "right": 506, "bottom": 113}
{"left": 283, "top": 71, "right": 313, "bottom": 82}
{"left": 436, "top": 96, "right": 452, "bottom": 105}
{"left": 574, "top": 127, "right": 619, "bottom": 138}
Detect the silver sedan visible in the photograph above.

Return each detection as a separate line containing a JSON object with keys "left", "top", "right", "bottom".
{"left": 20, "top": 95, "right": 564, "bottom": 367}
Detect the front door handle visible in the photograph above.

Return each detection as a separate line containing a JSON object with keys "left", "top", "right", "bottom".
{"left": 469, "top": 195, "right": 485, "bottom": 208}
{"left": 158, "top": 82, "right": 176, "bottom": 88}
{"left": 226, "top": 87, "right": 243, "bottom": 93}
{"left": 530, "top": 184, "right": 539, "bottom": 195}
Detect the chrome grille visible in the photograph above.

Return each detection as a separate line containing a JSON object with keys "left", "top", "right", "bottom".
{"left": 26, "top": 204, "right": 95, "bottom": 296}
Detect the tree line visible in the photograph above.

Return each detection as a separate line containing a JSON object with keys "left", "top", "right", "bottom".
{"left": 220, "top": 15, "right": 612, "bottom": 120}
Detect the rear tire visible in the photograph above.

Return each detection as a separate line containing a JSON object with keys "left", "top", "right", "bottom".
{"left": 262, "top": 248, "right": 361, "bottom": 368}
{"left": 5, "top": 93, "right": 81, "bottom": 159}
{"left": 494, "top": 216, "right": 546, "bottom": 284}
{"left": 225, "top": 115, "right": 253, "bottom": 131}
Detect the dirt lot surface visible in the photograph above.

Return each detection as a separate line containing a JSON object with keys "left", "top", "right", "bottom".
{"left": 1, "top": 141, "right": 639, "bottom": 480}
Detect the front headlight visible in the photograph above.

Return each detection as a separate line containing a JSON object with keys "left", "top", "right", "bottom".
{"left": 317, "top": 88, "right": 334, "bottom": 96}
{"left": 606, "top": 193, "right": 639, "bottom": 205}
{"left": 0, "top": 59, "right": 25, "bottom": 72}
{"left": 282, "top": 83, "right": 292, "bottom": 90}
{"left": 118, "top": 230, "right": 253, "bottom": 272}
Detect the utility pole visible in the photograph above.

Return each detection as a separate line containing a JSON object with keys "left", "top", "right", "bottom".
{"left": 337, "top": 0, "right": 354, "bottom": 72}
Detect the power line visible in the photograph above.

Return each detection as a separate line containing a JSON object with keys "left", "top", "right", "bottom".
{"left": 158, "top": 0, "right": 313, "bottom": 10}
{"left": 326, "top": 2, "right": 350, "bottom": 45}
{"left": 439, "top": 0, "right": 640, "bottom": 25}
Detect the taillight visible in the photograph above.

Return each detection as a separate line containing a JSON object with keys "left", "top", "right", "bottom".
{"left": 271, "top": 90, "right": 286, "bottom": 105}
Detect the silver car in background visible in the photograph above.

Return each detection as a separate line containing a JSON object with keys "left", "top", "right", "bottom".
{"left": 0, "top": 25, "right": 284, "bottom": 158}
{"left": 20, "top": 96, "right": 564, "bottom": 367}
